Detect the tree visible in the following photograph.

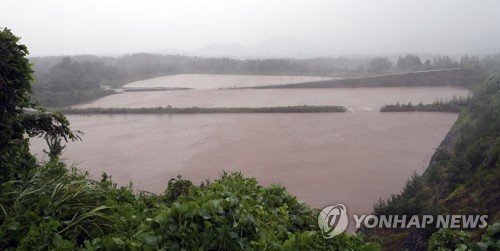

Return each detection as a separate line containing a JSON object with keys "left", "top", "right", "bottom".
{"left": 367, "top": 57, "right": 393, "bottom": 74}
{"left": 396, "top": 54, "right": 422, "bottom": 72}
{"left": 0, "top": 28, "right": 79, "bottom": 182}
{"left": 432, "top": 55, "right": 456, "bottom": 69}
{"left": 424, "top": 59, "right": 433, "bottom": 70}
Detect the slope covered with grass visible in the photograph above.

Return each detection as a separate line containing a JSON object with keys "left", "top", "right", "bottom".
{"left": 362, "top": 76, "right": 500, "bottom": 250}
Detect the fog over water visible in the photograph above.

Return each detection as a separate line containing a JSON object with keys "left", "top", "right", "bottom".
{"left": 1, "top": 0, "right": 499, "bottom": 57}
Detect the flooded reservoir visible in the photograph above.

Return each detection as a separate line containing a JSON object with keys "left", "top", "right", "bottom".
{"left": 123, "top": 74, "right": 334, "bottom": 89}
{"left": 31, "top": 75, "right": 470, "bottom": 230}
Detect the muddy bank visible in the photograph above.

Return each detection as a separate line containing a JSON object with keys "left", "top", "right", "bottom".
{"left": 124, "top": 74, "right": 333, "bottom": 89}
{"left": 246, "top": 68, "right": 481, "bottom": 89}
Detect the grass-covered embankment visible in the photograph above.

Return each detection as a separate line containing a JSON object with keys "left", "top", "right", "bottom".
{"left": 243, "top": 68, "right": 482, "bottom": 89}
{"left": 56, "top": 105, "right": 347, "bottom": 114}
{"left": 362, "top": 76, "right": 500, "bottom": 250}
{"left": 380, "top": 96, "right": 471, "bottom": 113}
{"left": 123, "top": 87, "right": 192, "bottom": 92}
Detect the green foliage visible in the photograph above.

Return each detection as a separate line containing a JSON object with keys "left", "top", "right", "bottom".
{"left": 33, "top": 88, "right": 114, "bottom": 108}
{"left": 0, "top": 28, "right": 33, "bottom": 113}
{"left": 0, "top": 28, "right": 80, "bottom": 182}
{"left": 428, "top": 228, "right": 471, "bottom": 251}
{"left": 0, "top": 28, "right": 36, "bottom": 182}
{"left": 380, "top": 95, "right": 472, "bottom": 112}
{"left": 373, "top": 173, "right": 436, "bottom": 218}
{"left": 1, "top": 167, "right": 378, "bottom": 250}
{"left": 428, "top": 223, "right": 500, "bottom": 251}
{"left": 472, "top": 223, "right": 500, "bottom": 250}
{"left": 124, "top": 172, "right": 373, "bottom": 250}
{"left": 162, "top": 175, "right": 193, "bottom": 205}
{"left": 31, "top": 57, "right": 117, "bottom": 107}
{"left": 0, "top": 163, "right": 113, "bottom": 249}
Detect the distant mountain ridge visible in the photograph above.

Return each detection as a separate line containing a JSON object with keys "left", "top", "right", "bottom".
{"left": 191, "top": 36, "right": 330, "bottom": 58}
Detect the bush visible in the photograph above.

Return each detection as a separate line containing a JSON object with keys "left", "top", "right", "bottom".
{"left": 428, "top": 228, "right": 471, "bottom": 251}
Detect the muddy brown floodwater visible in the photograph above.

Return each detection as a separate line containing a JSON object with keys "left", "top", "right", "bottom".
{"left": 76, "top": 86, "right": 469, "bottom": 110}
{"left": 30, "top": 112, "right": 456, "bottom": 231}
{"left": 123, "top": 74, "right": 334, "bottom": 89}
{"left": 31, "top": 84, "right": 469, "bottom": 231}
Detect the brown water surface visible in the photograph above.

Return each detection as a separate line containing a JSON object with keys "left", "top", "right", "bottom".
{"left": 31, "top": 112, "right": 456, "bottom": 226}
{"left": 77, "top": 87, "right": 469, "bottom": 110}
{"left": 31, "top": 85, "right": 467, "bottom": 231}
{"left": 124, "top": 74, "right": 333, "bottom": 89}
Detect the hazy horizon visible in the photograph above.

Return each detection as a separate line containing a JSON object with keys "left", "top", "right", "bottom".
{"left": 1, "top": 0, "right": 499, "bottom": 57}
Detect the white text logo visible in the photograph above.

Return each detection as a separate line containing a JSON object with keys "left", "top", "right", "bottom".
{"left": 318, "top": 204, "right": 488, "bottom": 239}
{"left": 318, "top": 204, "right": 349, "bottom": 238}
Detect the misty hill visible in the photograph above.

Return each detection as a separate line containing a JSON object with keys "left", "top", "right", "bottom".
{"left": 192, "top": 36, "right": 329, "bottom": 58}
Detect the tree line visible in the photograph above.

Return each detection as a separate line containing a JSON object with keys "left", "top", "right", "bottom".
{"left": 380, "top": 95, "right": 472, "bottom": 112}
{"left": 30, "top": 52, "right": 500, "bottom": 107}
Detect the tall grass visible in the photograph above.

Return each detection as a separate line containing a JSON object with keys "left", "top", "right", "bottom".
{"left": 0, "top": 161, "right": 114, "bottom": 248}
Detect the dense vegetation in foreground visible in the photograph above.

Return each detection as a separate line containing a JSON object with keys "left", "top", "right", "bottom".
{"left": 1, "top": 167, "right": 380, "bottom": 250}
{"left": 362, "top": 76, "right": 500, "bottom": 250}
{"left": 2, "top": 28, "right": 500, "bottom": 250}
{"left": 56, "top": 105, "right": 347, "bottom": 115}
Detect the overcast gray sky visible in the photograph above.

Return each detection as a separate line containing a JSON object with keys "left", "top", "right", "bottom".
{"left": 1, "top": 0, "right": 499, "bottom": 57}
